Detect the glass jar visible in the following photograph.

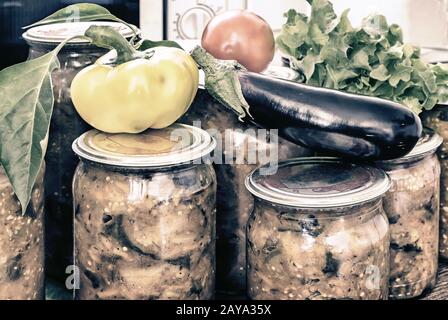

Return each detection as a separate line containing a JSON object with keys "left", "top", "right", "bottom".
{"left": 377, "top": 128, "right": 442, "bottom": 299}
{"left": 422, "top": 107, "right": 448, "bottom": 260}
{"left": 245, "top": 158, "right": 391, "bottom": 300}
{"left": 72, "top": 124, "right": 216, "bottom": 300}
{"left": 0, "top": 164, "right": 45, "bottom": 300}
{"left": 23, "top": 22, "right": 135, "bottom": 282}
{"left": 180, "top": 66, "right": 311, "bottom": 297}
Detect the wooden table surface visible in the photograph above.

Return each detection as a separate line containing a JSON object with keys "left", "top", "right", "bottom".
{"left": 422, "top": 262, "right": 448, "bottom": 300}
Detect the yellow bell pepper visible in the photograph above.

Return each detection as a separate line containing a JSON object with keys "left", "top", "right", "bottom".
{"left": 71, "top": 46, "right": 199, "bottom": 133}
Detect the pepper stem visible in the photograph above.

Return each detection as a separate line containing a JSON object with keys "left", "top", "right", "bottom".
{"left": 85, "top": 25, "right": 142, "bottom": 64}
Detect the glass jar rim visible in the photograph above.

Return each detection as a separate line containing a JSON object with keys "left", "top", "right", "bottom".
{"left": 22, "top": 21, "right": 137, "bottom": 45}
{"left": 72, "top": 124, "right": 216, "bottom": 169}
{"left": 245, "top": 157, "right": 391, "bottom": 208}
{"left": 256, "top": 196, "right": 384, "bottom": 220}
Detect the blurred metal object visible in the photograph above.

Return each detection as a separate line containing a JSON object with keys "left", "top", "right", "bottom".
{"left": 332, "top": 0, "right": 448, "bottom": 49}
{"left": 140, "top": 0, "right": 229, "bottom": 40}
{"left": 139, "top": 0, "right": 299, "bottom": 41}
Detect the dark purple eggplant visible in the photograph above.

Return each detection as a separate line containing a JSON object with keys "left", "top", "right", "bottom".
{"left": 191, "top": 46, "right": 422, "bottom": 160}
{"left": 238, "top": 72, "right": 422, "bottom": 160}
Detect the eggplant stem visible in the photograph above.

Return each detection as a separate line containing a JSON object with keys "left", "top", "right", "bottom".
{"left": 190, "top": 46, "right": 252, "bottom": 120}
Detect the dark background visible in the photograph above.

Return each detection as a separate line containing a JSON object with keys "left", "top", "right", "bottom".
{"left": 0, "top": 0, "right": 140, "bottom": 70}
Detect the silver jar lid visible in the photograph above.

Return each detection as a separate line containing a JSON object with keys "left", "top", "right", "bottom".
{"left": 72, "top": 124, "right": 216, "bottom": 168}
{"left": 245, "top": 157, "right": 391, "bottom": 208}
{"left": 23, "top": 22, "right": 137, "bottom": 44}
{"left": 378, "top": 127, "right": 443, "bottom": 165}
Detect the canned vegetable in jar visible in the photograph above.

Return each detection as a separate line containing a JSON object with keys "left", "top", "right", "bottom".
{"left": 245, "top": 158, "right": 391, "bottom": 300}
{"left": 422, "top": 107, "right": 448, "bottom": 260}
{"left": 181, "top": 66, "right": 311, "bottom": 297}
{"left": 72, "top": 124, "right": 216, "bottom": 300}
{"left": 0, "top": 164, "right": 45, "bottom": 300}
{"left": 23, "top": 22, "right": 136, "bottom": 282}
{"left": 377, "top": 128, "right": 443, "bottom": 299}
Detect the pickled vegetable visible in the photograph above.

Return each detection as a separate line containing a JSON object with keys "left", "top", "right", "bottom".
{"left": 422, "top": 107, "right": 448, "bottom": 260}
{"left": 378, "top": 129, "right": 442, "bottom": 299}
{"left": 0, "top": 166, "right": 45, "bottom": 300}
{"left": 246, "top": 158, "right": 391, "bottom": 300}
{"left": 247, "top": 199, "right": 390, "bottom": 300}
{"left": 74, "top": 162, "right": 216, "bottom": 300}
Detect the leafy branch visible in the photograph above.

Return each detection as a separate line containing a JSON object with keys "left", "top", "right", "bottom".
{"left": 0, "top": 1, "right": 229, "bottom": 213}
{"left": 0, "top": 4, "right": 183, "bottom": 213}
{"left": 0, "top": 36, "right": 89, "bottom": 213}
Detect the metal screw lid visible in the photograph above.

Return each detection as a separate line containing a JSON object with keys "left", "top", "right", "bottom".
{"left": 72, "top": 124, "right": 216, "bottom": 168}
{"left": 23, "top": 22, "right": 137, "bottom": 44}
{"left": 245, "top": 157, "right": 391, "bottom": 208}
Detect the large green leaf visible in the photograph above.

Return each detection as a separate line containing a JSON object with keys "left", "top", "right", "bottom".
{"left": 23, "top": 3, "right": 137, "bottom": 34}
{"left": 1, "top": 3, "right": 182, "bottom": 213}
{"left": 0, "top": 55, "right": 57, "bottom": 213}
{"left": 0, "top": 37, "right": 82, "bottom": 213}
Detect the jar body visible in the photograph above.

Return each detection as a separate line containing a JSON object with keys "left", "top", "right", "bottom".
{"left": 27, "top": 43, "right": 105, "bottom": 281}
{"left": 0, "top": 164, "right": 45, "bottom": 300}
{"left": 422, "top": 108, "right": 448, "bottom": 260}
{"left": 73, "top": 161, "right": 216, "bottom": 300}
{"left": 181, "top": 90, "right": 311, "bottom": 297}
{"left": 380, "top": 154, "right": 440, "bottom": 299}
{"left": 247, "top": 198, "right": 390, "bottom": 300}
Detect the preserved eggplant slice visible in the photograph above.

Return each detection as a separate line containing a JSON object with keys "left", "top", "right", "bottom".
{"left": 73, "top": 126, "right": 216, "bottom": 300}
